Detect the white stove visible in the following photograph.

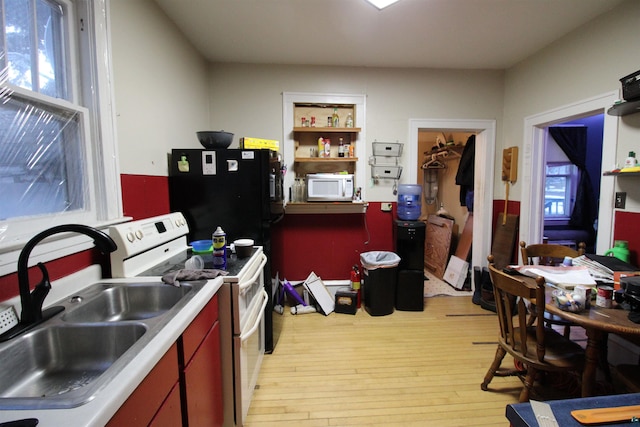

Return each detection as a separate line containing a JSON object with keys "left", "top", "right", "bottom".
{"left": 109, "top": 213, "right": 267, "bottom": 427}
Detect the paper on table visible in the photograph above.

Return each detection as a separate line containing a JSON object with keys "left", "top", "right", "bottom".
{"left": 515, "top": 265, "right": 597, "bottom": 286}
{"left": 531, "top": 400, "right": 559, "bottom": 427}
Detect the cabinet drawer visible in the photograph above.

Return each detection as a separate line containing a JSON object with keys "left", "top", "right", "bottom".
{"left": 182, "top": 293, "right": 219, "bottom": 364}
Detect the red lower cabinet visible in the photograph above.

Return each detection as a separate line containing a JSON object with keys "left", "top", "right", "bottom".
{"left": 149, "top": 382, "right": 183, "bottom": 427}
{"left": 106, "top": 344, "right": 180, "bottom": 427}
{"left": 183, "top": 322, "right": 223, "bottom": 427}
{"left": 106, "top": 294, "right": 223, "bottom": 427}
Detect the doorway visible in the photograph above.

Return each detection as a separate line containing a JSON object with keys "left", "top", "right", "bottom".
{"left": 520, "top": 91, "right": 619, "bottom": 254}
{"left": 408, "top": 119, "right": 496, "bottom": 270}
{"left": 542, "top": 115, "right": 604, "bottom": 253}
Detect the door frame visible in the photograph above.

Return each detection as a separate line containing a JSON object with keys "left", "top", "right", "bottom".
{"left": 520, "top": 91, "right": 619, "bottom": 254}
{"left": 408, "top": 119, "right": 496, "bottom": 270}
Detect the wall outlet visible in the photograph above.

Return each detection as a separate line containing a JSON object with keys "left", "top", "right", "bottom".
{"left": 381, "top": 203, "right": 393, "bottom": 212}
{"left": 615, "top": 192, "right": 626, "bottom": 209}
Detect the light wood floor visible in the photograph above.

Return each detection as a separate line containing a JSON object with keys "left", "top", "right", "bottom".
{"left": 246, "top": 296, "right": 526, "bottom": 426}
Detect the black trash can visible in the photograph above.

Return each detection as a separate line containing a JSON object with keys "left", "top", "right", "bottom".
{"left": 360, "top": 251, "right": 401, "bottom": 316}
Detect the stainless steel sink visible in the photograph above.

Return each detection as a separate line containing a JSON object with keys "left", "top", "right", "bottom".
{"left": 0, "top": 324, "right": 146, "bottom": 407}
{"left": 62, "top": 283, "right": 193, "bottom": 323}
{"left": 0, "top": 280, "right": 206, "bottom": 410}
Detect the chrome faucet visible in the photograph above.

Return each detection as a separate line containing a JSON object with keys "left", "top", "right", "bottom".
{"left": 1, "top": 224, "right": 117, "bottom": 341}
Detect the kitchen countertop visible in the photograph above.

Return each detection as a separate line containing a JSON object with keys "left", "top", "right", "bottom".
{"left": 0, "top": 266, "right": 224, "bottom": 426}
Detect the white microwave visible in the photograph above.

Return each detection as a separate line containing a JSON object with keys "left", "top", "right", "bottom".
{"left": 306, "top": 173, "right": 354, "bottom": 201}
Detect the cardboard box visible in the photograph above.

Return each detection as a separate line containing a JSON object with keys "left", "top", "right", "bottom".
{"left": 335, "top": 288, "right": 358, "bottom": 315}
{"left": 240, "top": 137, "right": 279, "bottom": 151}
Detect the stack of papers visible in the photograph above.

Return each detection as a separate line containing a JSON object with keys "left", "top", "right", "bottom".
{"left": 515, "top": 265, "right": 597, "bottom": 289}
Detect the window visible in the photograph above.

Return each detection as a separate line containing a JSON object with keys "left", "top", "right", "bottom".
{"left": 544, "top": 162, "right": 578, "bottom": 218}
{"left": 0, "top": 0, "right": 121, "bottom": 273}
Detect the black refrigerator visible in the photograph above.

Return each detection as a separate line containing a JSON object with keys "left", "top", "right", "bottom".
{"left": 168, "top": 148, "right": 283, "bottom": 353}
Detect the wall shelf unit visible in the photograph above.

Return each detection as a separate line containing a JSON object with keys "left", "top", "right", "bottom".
{"left": 603, "top": 171, "right": 640, "bottom": 176}
{"left": 286, "top": 202, "right": 368, "bottom": 214}
{"left": 293, "top": 127, "right": 361, "bottom": 133}
{"left": 294, "top": 157, "right": 359, "bottom": 163}
{"left": 607, "top": 99, "right": 640, "bottom": 116}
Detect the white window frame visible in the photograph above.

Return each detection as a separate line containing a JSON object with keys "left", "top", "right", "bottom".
{"left": 0, "top": 0, "right": 123, "bottom": 277}
{"left": 544, "top": 161, "right": 578, "bottom": 220}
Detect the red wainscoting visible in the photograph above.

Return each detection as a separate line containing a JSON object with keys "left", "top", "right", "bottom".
{"left": 270, "top": 202, "right": 396, "bottom": 282}
{"left": 0, "top": 251, "right": 109, "bottom": 302}
{"left": 614, "top": 211, "right": 640, "bottom": 266}
{"left": 120, "top": 174, "right": 170, "bottom": 221}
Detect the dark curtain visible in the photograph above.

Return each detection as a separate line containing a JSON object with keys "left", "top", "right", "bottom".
{"left": 548, "top": 127, "right": 597, "bottom": 236}
{"left": 455, "top": 134, "right": 475, "bottom": 207}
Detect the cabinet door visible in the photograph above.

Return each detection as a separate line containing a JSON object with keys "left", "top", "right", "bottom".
{"left": 106, "top": 344, "right": 179, "bottom": 427}
{"left": 183, "top": 294, "right": 219, "bottom": 364}
{"left": 184, "top": 321, "right": 223, "bottom": 427}
{"left": 149, "top": 382, "right": 183, "bottom": 427}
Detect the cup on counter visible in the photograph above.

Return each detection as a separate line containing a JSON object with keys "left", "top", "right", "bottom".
{"left": 184, "top": 255, "right": 204, "bottom": 270}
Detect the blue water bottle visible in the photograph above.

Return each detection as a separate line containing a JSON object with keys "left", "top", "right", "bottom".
{"left": 212, "top": 226, "right": 227, "bottom": 269}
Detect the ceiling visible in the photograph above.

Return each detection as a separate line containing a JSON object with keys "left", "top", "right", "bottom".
{"left": 152, "top": 0, "right": 624, "bottom": 69}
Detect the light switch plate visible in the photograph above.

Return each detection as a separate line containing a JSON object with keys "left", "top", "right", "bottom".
{"left": 381, "top": 203, "right": 392, "bottom": 212}
{"left": 615, "top": 192, "right": 626, "bottom": 209}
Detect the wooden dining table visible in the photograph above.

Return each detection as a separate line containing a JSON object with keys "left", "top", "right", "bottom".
{"left": 539, "top": 284, "right": 640, "bottom": 397}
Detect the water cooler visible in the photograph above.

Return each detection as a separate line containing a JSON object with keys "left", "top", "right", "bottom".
{"left": 394, "top": 219, "right": 426, "bottom": 311}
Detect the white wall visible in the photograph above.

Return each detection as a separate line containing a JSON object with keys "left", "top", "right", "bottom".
{"left": 109, "top": 0, "right": 211, "bottom": 176}
{"left": 502, "top": 0, "right": 640, "bottom": 207}
{"left": 109, "top": 0, "right": 639, "bottom": 209}
{"left": 207, "top": 65, "right": 503, "bottom": 202}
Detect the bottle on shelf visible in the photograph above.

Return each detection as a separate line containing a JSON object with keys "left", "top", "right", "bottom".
{"left": 624, "top": 151, "right": 638, "bottom": 168}
{"left": 318, "top": 137, "right": 325, "bottom": 158}
{"left": 332, "top": 108, "right": 339, "bottom": 128}
{"left": 338, "top": 137, "right": 345, "bottom": 157}
{"left": 345, "top": 112, "right": 354, "bottom": 128}
{"left": 324, "top": 138, "right": 331, "bottom": 157}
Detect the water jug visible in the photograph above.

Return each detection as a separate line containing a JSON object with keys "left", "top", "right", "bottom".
{"left": 397, "top": 184, "right": 422, "bottom": 220}
{"left": 604, "top": 240, "right": 630, "bottom": 263}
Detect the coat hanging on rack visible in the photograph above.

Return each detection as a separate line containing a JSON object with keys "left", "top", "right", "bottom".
{"left": 455, "top": 135, "right": 475, "bottom": 209}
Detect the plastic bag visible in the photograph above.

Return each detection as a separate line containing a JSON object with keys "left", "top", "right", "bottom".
{"left": 360, "top": 251, "right": 401, "bottom": 270}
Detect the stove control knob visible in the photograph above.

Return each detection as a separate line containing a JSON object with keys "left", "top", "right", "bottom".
{"left": 135, "top": 230, "right": 143, "bottom": 240}
{"left": 126, "top": 232, "right": 135, "bottom": 243}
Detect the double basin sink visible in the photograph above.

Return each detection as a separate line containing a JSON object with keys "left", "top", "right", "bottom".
{"left": 0, "top": 280, "right": 206, "bottom": 410}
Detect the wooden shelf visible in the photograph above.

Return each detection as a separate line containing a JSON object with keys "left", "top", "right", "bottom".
{"left": 603, "top": 171, "right": 640, "bottom": 176}
{"left": 607, "top": 100, "right": 640, "bottom": 116}
{"left": 285, "top": 202, "right": 368, "bottom": 214}
{"left": 293, "top": 127, "right": 361, "bottom": 133}
{"left": 294, "top": 157, "right": 358, "bottom": 163}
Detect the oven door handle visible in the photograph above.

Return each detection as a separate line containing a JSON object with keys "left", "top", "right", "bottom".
{"left": 239, "top": 253, "right": 267, "bottom": 294}
{"left": 240, "top": 289, "right": 268, "bottom": 341}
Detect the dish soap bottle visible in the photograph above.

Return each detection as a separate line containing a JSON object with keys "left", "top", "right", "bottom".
{"left": 212, "top": 226, "right": 227, "bottom": 269}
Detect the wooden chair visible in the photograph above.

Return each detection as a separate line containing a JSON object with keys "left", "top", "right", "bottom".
{"left": 520, "top": 241, "right": 586, "bottom": 338}
{"left": 481, "top": 256, "right": 585, "bottom": 402}
{"left": 520, "top": 241, "right": 586, "bottom": 267}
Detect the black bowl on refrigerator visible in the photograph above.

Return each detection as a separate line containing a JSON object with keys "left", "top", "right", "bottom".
{"left": 197, "top": 131, "right": 233, "bottom": 149}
